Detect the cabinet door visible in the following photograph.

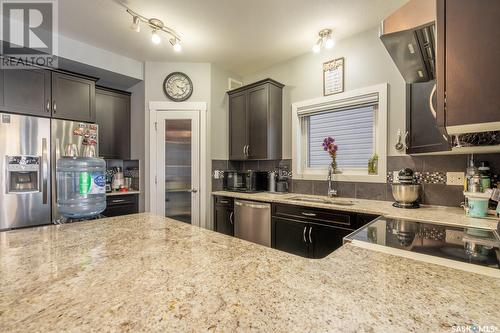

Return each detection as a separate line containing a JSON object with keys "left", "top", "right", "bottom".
{"left": 0, "top": 68, "right": 51, "bottom": 117}
{"left": 406, "top": 81, "right": 449, "bottom": 154}
{"left": 440, "top": 0, "right": 500, "bottom": 128}
{"left": 228, "top": 90, "right": 247, "bottom": 160}
{"left": 272, "top": 217, "right": 309, "bottom": 258}
{"left": 214, "top": 204, "right": 234, "bottom": 236}
{"left": 247, "top": 84, "right": 268, "bottom": 159}
{"left": 309, "top": 223, "right": 353, "bottom": 259}
{"left": 51, "top": 72, "right": 95, "bottom": 122}
{"left": 95, "top": 89, "right": 131, "bottom": 159}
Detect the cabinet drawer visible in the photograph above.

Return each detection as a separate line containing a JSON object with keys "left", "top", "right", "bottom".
{"left": 214, "top": 196, "right": 234, "bottom": 206}
{"left": 273, "top": 203, "right": 354, "bottom": 229}
{"left": 106, "top": 195, "right": 138, "bottom": 206}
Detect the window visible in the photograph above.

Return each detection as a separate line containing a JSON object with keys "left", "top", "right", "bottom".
{"left": 292, "top": 84, "right": 387, "bottom": 183}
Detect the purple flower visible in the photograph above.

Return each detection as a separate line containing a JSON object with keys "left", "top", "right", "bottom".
{"left": 322, "top": 137, "right": 338, "bottom": 155}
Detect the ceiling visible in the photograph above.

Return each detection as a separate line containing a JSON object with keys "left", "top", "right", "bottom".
{"left": 59, "top": 0, "right": 407, "bottom": 76}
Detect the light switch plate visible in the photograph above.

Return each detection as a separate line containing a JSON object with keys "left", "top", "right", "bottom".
{"left": 446, "top": 172, "right": 465, "bottom": 186}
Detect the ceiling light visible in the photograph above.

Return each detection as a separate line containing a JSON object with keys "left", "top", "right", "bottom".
{"left": 313, "top": 28, "right": 334, "bottom": 53}
{"left": 151, "top": 30, "right": 161, "bottom": 44}
{"left": 312, "top": 43, "right": 321, "bottom": 53}
{"left": 125, "top": 8, "right": 182, "bottom": 50}
{"left": 170, "top": 39, "right": 182, "bottom": 52}
{"left": 325, "top": 37, "right": 334, "bottom": 49}
{"left": 130, "top": 16, "right": 140, "bottom": 32}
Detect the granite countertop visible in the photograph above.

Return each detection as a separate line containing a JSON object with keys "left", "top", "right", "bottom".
{"left": 212, "top": 191, "right": 500, "bottom": 230}
{"left": 1, "top": 213, "right": 499, "bottom": 332}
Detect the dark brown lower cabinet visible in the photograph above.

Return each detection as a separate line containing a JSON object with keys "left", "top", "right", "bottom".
{"left": 214, "top": 196, "right": 234, "bottom": 236}
{"left": 271, "top": 203, "right": 379, "bottom": 259}
{"left": 103, "top": 194, "right": 138, "bottom": 217}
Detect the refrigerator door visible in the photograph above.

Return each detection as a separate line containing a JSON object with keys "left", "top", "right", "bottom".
{"left": 51, "top": 119, "right": 99, "bottom": 222}
{"left": 0, "top": 113, "right": 51, "bottom": 230}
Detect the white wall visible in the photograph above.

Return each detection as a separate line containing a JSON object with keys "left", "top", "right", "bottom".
{"left": 242, "top": 27, "right": 406, "bottom": 157}
{"left": 128, "top": 78, "right": 146, "bottom": 212}
{"left": 211, "top": 65, "right": 242, "bottom": 159}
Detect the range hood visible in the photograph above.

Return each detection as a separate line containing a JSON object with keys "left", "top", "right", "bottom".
{"left": 379, "top": 0, "right": 436, "bottom": 83}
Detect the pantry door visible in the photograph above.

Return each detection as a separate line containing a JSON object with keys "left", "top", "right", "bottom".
{"left": 155, "top": 111, "right": 200, "bottom": 225}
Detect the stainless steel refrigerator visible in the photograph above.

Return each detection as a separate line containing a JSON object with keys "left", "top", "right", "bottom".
{"left": 0, "top": 112, "right": 98, "bottom": 230}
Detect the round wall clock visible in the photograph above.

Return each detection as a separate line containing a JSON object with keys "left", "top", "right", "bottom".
{"left": 163, "top": 72, "right": 193, "bottom": 102}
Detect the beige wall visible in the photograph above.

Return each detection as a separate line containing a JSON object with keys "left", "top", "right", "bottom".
{"left": 242, "top": 27, "right": 406, "bottom": 157}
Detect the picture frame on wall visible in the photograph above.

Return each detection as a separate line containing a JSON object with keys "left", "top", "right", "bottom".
{"left": 323, "top": 57, "right": 345, "bottom": 96}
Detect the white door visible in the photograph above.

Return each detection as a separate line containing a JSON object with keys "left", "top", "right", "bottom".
{"left": 154, "top": 111, "right": 200, "bottom": 225}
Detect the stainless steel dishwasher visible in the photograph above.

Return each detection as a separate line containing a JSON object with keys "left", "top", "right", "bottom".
{"left": 234, "top": 200, "right": 271, "bottom": 247}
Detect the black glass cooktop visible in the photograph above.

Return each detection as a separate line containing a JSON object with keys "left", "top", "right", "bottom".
{"left": 344, "top": 218, "right": 500, "bottom": 270}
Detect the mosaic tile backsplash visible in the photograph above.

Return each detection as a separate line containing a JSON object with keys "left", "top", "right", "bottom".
{"left": 212, "top": 154, "right": 500, "bottom": 207}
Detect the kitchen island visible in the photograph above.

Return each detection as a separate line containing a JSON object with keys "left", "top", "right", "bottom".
{"left": 1, "top": 213, "right": 499, "bottom": 332}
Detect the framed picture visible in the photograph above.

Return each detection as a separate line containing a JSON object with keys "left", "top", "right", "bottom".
{"left": 323, "top": 57, "right": 344, "bottom": 96}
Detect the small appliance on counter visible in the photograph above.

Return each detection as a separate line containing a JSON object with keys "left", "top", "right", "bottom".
{"left": 275, "top": 166, "right": 290, "bottom": 193}
{"left": 223, "top": 170, "right": 268, "bottom": 192}
{"left": 392, "top": 168, "right": 421, "bottom": 209}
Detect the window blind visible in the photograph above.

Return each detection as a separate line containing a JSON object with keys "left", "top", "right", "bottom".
{"left": 307, "top": 106, "right": 375, "bottom": 168}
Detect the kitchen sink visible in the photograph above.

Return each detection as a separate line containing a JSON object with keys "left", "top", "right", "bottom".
{"left": 288, "top": 196, "right": 356, "bottom": 206}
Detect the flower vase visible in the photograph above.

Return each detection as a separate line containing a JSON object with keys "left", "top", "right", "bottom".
{"left": 330, "top": 154, "right": 338, "bottom": 174}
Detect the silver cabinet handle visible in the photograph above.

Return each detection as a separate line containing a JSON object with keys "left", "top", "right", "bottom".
{"left": 229, "top": 211, "right": 234, "bottom": 225}
{"left": 301, "top": 212, "right": 316, "bottom": 217}
{"left": 42, "top": 138, "right": 48, "bottom": 204}
{"left": 246, "top": 145, "right": 250, "bottom": 157}
{"left": 46, "top": 100, "right": 50, "bottom": 113}
{"left": 53, "top": 100, "right": 57, "bottom": 113}
{"left": 303, "top": 226, "right": 307, "bottom": 242}
{"left": 112, "top": 199, "right": 127, "bottom": 203}
{"left": 243, "top": 145, "right": 247, "bottom": 157}
{"left": 220, "top": 200, "right": 229, "bottom": 204}
{"left": 429, "top": 83, "right": 437, "bottom": 119}
{"left": 309, "top": 227, "right": 313, "bottom": 243}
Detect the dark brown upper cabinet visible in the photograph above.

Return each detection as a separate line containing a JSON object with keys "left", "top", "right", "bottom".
{"left": 51, "top": 72, "right": 96, "bottom": 122}
{"left": 227, "top": 78, "right": 283, "bottom": 161}
{"left": 0, "top": 67, "right": 51, "bottom": 117}
{"left": 95, "top": 87, "right": 131, "bottom": 159}
{"left": 436, "top": 0, "right": 500, "bottom": 132}
{"left": 406, "top": 80, "right": 449, "bottom": 154}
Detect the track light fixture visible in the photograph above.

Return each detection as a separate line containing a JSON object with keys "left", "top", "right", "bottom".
{"left": 126, "top": 8, "right": 182, "bottom": 51}
{"left": 312, "top": 29, "right": 334, "bottom": 53}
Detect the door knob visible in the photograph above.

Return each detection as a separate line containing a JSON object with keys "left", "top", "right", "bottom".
{"left": 190, "top": 188, "right": 198, "bottom": 193}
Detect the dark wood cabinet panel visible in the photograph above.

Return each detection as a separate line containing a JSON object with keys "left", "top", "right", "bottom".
{"left": 272, "top": 217, "right": 309, "bottom": 258}
{"left": 0, "top": 68, "right": 51, "bottom": 116}
{"left": 437, "top": 0, "right": 500, "bottom": 130}
{"left": 406, "top": 80, "right": 449, "bottom": 154}
{"left": 309, "top": 223, "right": 352, "bottom": 259}
{"left": 228, "top": 91, "right": 247, "bottom": 160}
{"left": 95, "top": 88, "right": 131, "bottom": 159}
{"left": 247, "top": 85, "right": 268, "bottom": 159}
{"left": 214, "top": 197, "right": 234, "bottom": 236}
{"left": 51, "top": 72, "right": 95, "bottom": 122}
{"left": 103, "top": 194, "right": 138, "bottom": 217}
{"left": 227, "top": 78, "right": 283, "bottom": 161}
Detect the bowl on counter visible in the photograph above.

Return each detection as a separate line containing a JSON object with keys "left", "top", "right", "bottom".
{"left": 392, "top": 184, "right": 421, "bottom": 208}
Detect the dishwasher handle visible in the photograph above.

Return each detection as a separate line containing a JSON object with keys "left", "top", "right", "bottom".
{"left": 234, "top": 201, "right": 269, "bottom": 209}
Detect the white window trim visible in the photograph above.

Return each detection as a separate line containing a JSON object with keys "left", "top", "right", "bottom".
{"left": 291, "top": 83, "right": 388, "bottom": 183}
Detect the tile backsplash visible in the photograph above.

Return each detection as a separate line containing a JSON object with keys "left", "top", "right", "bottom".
{"left": 212, "top": 154, "right": 500, "bottom": 207}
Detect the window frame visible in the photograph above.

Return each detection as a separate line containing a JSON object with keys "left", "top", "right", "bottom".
{"left": 291, "top": 83, "right": 388, "bottom": 183}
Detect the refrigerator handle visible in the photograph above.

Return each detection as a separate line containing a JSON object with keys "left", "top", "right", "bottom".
{"left": 42, "top": 138, "right": 48, "bottom": 204}
{"left": 55, "top": 138, "right": 60, "bottom": 203}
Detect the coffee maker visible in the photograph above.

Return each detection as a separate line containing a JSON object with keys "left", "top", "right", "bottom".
{"left": 276, "top": 166, "right": 289, "bottom": 193}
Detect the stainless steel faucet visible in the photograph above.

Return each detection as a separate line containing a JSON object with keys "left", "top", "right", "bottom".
{"left": 327, "top": 164, "right": 338, "bottom": 198}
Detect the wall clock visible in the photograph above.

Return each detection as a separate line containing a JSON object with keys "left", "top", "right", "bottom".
{"left": 163, "top": 72, "right": 193, "bottom": 102}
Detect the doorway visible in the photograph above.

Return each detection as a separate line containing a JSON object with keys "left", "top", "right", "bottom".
{"left": 149, "top": 102, "right": 207, "bottom": 227}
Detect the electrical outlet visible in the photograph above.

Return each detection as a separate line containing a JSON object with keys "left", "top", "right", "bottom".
{"left": 393, "top": 171, "right": 400, "bottom": 183}
{"left": 446, "top": 172, "right": 465, "bottom": 186}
